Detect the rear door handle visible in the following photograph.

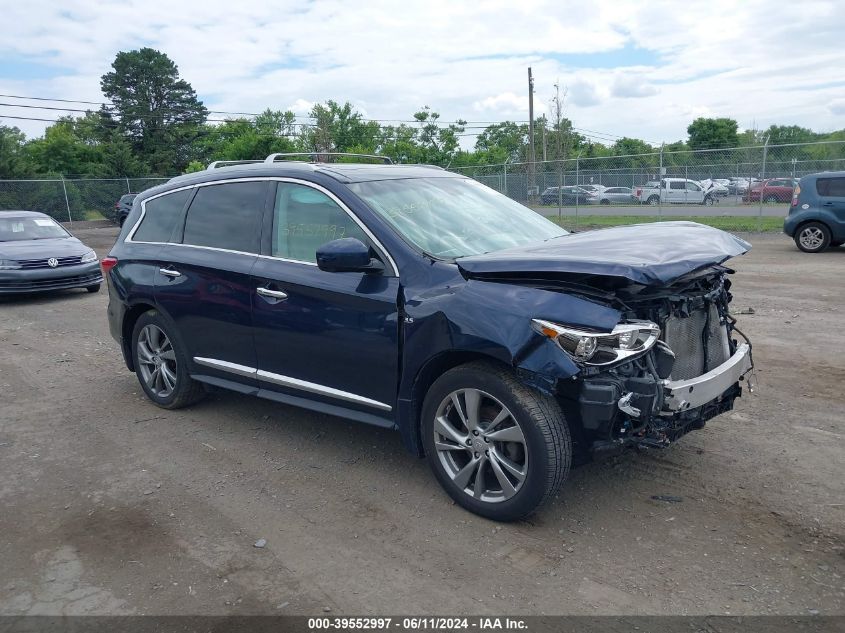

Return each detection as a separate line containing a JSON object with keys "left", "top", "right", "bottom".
{"left": 823, "top": 202, "right": 834, "bottom": 206}
{"left": 256, "top": 287, "right": 288, "bottom": 300}
{"left": 159, "top": 267, "right": 182, "bottom": 278}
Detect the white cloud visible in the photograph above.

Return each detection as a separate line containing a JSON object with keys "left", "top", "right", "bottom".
{"left": 610, "top": 76, "right": 659, "bottom": 98}
{"left": 0, "top": 0, "right": 843, "bottom": 147}
{"left": 828, "top": 99, "right": 845, "bottom": 116}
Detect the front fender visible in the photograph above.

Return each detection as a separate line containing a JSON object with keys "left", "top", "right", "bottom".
{"left": 401, "top": 278, "right": 621, "bottom": 398}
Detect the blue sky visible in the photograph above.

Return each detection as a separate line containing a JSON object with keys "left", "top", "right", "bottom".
{"left": 1, "top": 0, "right": 844, "bottom": 146}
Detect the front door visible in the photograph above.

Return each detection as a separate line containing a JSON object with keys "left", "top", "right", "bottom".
{"left": 250, "top": 181, "right": 400, "bottom": 418}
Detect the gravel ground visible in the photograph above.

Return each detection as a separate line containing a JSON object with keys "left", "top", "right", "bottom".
{"left": 0, "top": 226, "right": 842, "bottom": 616}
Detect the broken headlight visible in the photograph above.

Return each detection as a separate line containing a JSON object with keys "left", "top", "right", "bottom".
{"left": 531, "top": 319, "right": 660, "bottom": 366}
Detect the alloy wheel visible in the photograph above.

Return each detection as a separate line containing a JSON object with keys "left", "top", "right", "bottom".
{"left": 799, "top": 226, "right": 825, "bottom": 251}
{"left": 136, "top": 324, "right": 178, "bottom": 398}
{"left": 433, "top": 388, "right": 528, "bottom": 503}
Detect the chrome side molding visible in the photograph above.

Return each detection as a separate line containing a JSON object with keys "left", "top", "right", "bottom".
{"left": 192, "top": 356, "right": 392, "bottom": 412}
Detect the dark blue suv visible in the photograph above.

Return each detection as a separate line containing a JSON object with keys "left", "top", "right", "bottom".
{"left": 783, "top": 171, "right": 845, "bottom": 252}
{"left": 104, "top": 154, "right": 754, "bottom": 521}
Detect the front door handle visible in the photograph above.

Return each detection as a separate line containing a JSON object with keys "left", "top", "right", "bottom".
{"left": 256, "top": 287, "right": 288, "bottom": 300}
{"left": 823, "top": 202, "right": 834, "bottom": 207}
{"left": 159, "top": 267, "right": 182, "bottom": 278}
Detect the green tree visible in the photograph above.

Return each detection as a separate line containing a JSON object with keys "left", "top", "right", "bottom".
{"left": 301, "top": 101, "right": 381, "bottom": 155}
{"left": 0, "top": 125, "right": 29, "bottom": 178}
{"left": 24, "top": 117, "right": 102, "bottom": 176}
{"left": 100, "top": 48, "right": 208, "bottom": 173}
{"left": 686, "top": 117, "right": 739, "bottom": 150}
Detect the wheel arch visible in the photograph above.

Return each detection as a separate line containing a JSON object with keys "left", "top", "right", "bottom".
{"left": 121, "top": 301, "right": 186, "bottom": 372}
{"left": 401, "top": 351, "right": 512, "bottom": 457}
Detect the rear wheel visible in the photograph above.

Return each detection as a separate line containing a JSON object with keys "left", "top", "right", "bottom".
{"left": 131, "top": 310, "right": 205, "bottom": 409}
{"left": 647, "top": 195, "right": 659, "bottom": 206}
{"left": 600, "top": 198, "right": 610, "bottom": 205}
{"left": 795, "top": 222, "right": 831, "bottom": 253}
{"left": 421, "top": 361, "right": 571, "bottom": 521}
{"left": 764, "top": 195, "right": 779, "bottom": 204}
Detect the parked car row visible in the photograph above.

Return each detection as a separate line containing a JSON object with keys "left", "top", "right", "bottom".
{"left": 537, "top": 177, "right": 804, "bottom": 205}
{"left": 540, "top": 185, "right": 638, "bottom": 205}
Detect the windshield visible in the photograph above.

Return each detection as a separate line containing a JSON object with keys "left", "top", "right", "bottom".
{"left": 0, "top": 216, "right": 70, "bottom": 242}
{"left": 348, "top": 177, "right": 567, "bottom": 258}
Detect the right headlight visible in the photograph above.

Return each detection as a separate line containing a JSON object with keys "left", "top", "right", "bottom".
{"left": 531, "top": 318, "right": 660, "bottom": 366}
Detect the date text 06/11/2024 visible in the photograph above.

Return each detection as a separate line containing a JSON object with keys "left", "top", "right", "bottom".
{"left": 307, "top": 617, "right": 528, "bottom": 630}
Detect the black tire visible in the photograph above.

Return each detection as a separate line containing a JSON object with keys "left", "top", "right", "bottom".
{"left": 421, "top": 361, "right": 571, "bottom": 521}
{"left": 764, "top": 195, "right": 779, "bottom": 204}
{"left": 119, "top": 215, "right": 126, "bottom": 228}
{"left": 86, "top": 284, "right": 101, "bottom": 293}
{"left": 703, "top": 195, "right": 714, "bottom": 206}
{"left": 600, "top": 199, "right": 610, "bottom": 205}
{"left": 794, "top": 221, "right": 831, "bottom": 253}
{"left": 131, "top": 310, "right": 205, "bottom": 409}
{"left": 647, "top": 195, "right": 659, "bottom": 206}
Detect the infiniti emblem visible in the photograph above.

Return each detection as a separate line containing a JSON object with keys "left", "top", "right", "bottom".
{"left": 47, "top": 257, "right": 59, "bottom": 268}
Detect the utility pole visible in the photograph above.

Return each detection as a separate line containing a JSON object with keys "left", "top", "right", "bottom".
{"left": 542, "top": 117, "right": 547, "bottom": 162}
{"left": 528, "top": 67, "right": 536, "bottom": 204}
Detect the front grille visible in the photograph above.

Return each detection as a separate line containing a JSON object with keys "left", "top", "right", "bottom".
{"left": 17, "top": 255, "right": 83, "bottom": 269}
{"left": 663, "top": 304, "right": 730, "bottom": 380}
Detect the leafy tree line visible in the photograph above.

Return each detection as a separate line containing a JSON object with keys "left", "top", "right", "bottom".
{"left": 1, "top": 48, "right": 844, "bottom": 183}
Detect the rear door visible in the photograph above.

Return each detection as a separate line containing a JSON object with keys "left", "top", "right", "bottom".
{"left": 816, "top": 176, "right": 845, "bottom": 231}
{"left": 155, "top": 180, "right": 270, "bottom": 384}
{"left": 250, "top": 180, "right": 400, "bottom": 417}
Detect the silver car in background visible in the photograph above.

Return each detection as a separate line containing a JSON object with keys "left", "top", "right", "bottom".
{"left": 597, "top": 187, "right": 637, "bottom": 205}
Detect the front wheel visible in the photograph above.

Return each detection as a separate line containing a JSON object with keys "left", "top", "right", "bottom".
{"left": 421, "top": 361, "right": 571, "bottom": 521}
{"left": 702, "top": 195, "right": 715, "bottom": 206}
{"left": 86, "top": 284, "right": 100, "bottom": 293}
{"left": 131, "top": 310, "right": 205, "bottom": 409}
{"left": 795, "top": 222, "right": 831, "bottom": 253}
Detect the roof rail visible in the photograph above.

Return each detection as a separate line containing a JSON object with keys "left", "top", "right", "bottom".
{"left": 207, "top": 159, "right": 264, "bottom": 170}
{"left": 264, "top": 152, "right": 393, "bottom": 165}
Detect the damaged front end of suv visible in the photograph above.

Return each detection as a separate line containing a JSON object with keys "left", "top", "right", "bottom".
{"left": 454, "top": 222, "right": 754, "bottom": 461}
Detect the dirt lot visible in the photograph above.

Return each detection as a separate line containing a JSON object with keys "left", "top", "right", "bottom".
{"left": 1, "top": 225, "right": 843, "bottom": 616}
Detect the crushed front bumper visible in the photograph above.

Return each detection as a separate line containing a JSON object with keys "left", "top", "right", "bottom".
{"left": 662, "top": 343, "right": 753, "bottom": 412}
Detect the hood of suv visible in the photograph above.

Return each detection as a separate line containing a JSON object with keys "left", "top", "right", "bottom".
{"left": 457, "top": 221, "right": 750, "bottom": 286}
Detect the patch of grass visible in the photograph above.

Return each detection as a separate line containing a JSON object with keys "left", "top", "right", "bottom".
{"left": 548, "top": 215, "right": 784, "bottom": 232}
{"left": 83, "top": 210, "right": 107, "bottom": 221}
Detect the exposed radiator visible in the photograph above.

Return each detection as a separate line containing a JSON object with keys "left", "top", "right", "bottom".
{"left": 662, "top": 303, "right": 730, "bottom": 381}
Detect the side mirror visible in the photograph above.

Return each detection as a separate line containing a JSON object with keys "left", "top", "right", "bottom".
{"left": 316, "top": 238, "right": 384, "bottom": 274}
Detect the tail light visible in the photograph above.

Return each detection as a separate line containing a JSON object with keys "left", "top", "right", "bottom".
{"left": 100, "top": 256, "right": 118, "bottom": 276}
{"left": 635, "top": 188, "right": 642, "bottom": 196}
{"left": 792, "top": 184, "right": 801, "bottom": 207}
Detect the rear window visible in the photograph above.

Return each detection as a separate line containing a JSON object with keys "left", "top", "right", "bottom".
{"left": 133, "top": 189, "right": 191, "bottom": 243}
{"left": 182, "top": 182, "right": 266, "bottom": 253}
{"left": 816, "top": 177, "right": 845, "bottom": 197}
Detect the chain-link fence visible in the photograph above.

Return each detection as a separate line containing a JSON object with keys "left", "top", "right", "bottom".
{"left": 0, "top": 177, "right": 170, "bottom": 223}
{"left": 452, "top": 140, "right": 845, "bottom": 232}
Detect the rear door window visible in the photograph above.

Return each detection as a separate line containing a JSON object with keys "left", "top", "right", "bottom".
{"left": 182, "top": 182, "right": 266, "bottom": 253}
{"left": 670, "top": 181, "right": 685, "bottom": 190}
{"left": 816, "top": 177, "right": 845, "bottom": 197}
{"left": 133, "top": 189, "right": 191, "bottom": 243}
